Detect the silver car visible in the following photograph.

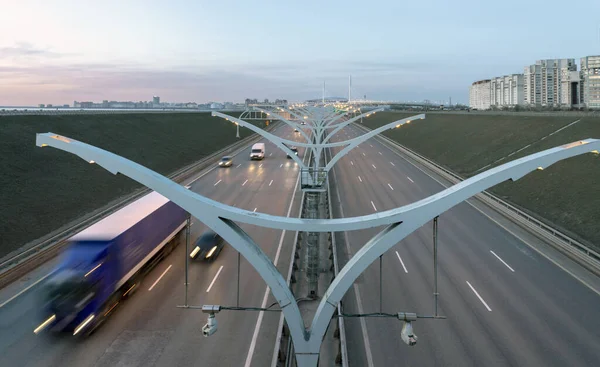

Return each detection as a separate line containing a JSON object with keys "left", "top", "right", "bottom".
{"left": 218, "top": 156, "right": 233, "bottom": 167}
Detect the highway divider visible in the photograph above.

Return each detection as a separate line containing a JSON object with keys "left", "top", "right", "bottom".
{"left": 272, "top": 145, "right": 348, "bottom": 366}
{"left": 354, "top": 123, "right": 600, "bottom": 277}
{"left": 0, "top": 123, "right": 278, "bottom": 289}
{"left": 272, "top": 149, "right": 311, "bottom": 367}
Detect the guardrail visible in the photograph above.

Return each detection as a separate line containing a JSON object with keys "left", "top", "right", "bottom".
{"left": 354, "top": 123, "right": 600, "bottom": 276}
{"left": 0, "top": 123, "right": 277, "bottom": 289}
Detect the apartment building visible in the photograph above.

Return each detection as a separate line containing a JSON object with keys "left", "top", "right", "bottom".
{"left": 469, "top": 79, "right": 491, "bottom": 110}
{"left": 580, "top": 55, "right": 600, "bottom": 109}
{"left": 490, "top": 74, "right": 524, "bottom": 107}
{"left": 523, "top": 59, "right": 578, "bottom": 107}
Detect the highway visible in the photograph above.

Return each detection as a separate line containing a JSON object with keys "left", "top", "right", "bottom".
{"left": 329, "top": 123, "right": 600, "bottom": 366}
{"left": 2, "top": 117, "right": 600, "bottom": 367}
{"left": 0, "top": 124, "right": 305, "bottom": 367}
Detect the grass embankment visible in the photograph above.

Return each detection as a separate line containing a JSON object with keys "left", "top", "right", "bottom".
{"left": 0, "top": 113, "right": 264, "bottom": 258}
{"left": 362, "top": 112, "right": 600, "bottom": 249}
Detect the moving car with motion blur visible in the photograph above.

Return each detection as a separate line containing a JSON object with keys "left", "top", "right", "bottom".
{"left": 287, "top": 146, "right": 298, "bottom": 159}
{"left": 189, "top": 231, "right": 226, "bottom": 261}
{"left": 218, "top": 156, "right": 233, "bottom": 167}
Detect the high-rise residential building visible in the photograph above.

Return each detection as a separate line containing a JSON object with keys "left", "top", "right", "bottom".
{"left": 490, "top": 74, "right": 524, "bottom": 107}
{"left": 580, "top": 55, "right": 600, "bottom": 109}
{"left": 469, "top": 79, "right": 491, "bottom": 110}
{"left": 153, "top": 96, "right": 160, "bottom": 105}
{"left": 523, "top": 59, "right": 578, "bottom": 107}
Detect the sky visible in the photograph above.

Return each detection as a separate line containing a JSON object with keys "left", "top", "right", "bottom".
{"left": 1, "top": 0, "right": 599, "bottom": 106}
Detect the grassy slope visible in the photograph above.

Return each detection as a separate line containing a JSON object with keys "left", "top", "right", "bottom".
{"left": 362, "top": 112, "right": 600, "bottom": 248}
{"left": 0, "top": 113, "right": 262, "bottom": 257}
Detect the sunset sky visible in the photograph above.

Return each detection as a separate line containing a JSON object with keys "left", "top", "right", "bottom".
{"left": 1, "top": 0, "right": 599, "bottom": 105}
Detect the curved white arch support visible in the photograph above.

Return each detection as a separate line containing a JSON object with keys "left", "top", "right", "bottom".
{"left": 36, "top": 133, "right": 599, "bottom": 233}
{"left": 267, "top": 106, "right": 309, "bottom": 125}
{"left": 37, "top": 130, "right": 599, "bottom": 367}
{"left": 206, "top": 218, "right": 307, "bottom": 345}
{"left": 324, "top": 114, "right": 426, "bottom": 170}
{"left": 252, "top": 107, "right": 312, "bottom": 143}
{"left": 211, "top": 112, "right": 307, "bottom": 167}
{"left": 322, "top": 108, "right": 385, "bottom": 144}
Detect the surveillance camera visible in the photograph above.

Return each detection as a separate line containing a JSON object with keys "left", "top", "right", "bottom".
{"left": 202, "top": 314, "right": 218, "bottom": 337}
{"left": 401, "top": 321, "right": 418, "bottom": 346}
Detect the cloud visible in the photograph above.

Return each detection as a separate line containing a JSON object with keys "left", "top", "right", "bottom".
{"left": 0, "top": 42, "right": 67, "bottom": 60}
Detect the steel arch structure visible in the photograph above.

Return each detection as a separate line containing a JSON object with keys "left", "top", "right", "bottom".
{"left": 36, "top": 131, "right": 599, "bottom": 366}
{"left": 213, "top": 109, "right": 423, "bottom": 176}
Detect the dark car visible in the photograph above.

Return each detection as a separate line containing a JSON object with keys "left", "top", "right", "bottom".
{"left": 287, "top": 146, "right": 298, "bottom": 159}
{"left": 218, "top": 156, "right": 233, "bottom": 167}
{"left": 189, "top": 231, "right": 225, "bottom": 261}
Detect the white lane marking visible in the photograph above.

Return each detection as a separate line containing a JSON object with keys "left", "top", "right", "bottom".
{"left": 370, "top": 144, "right": 373, "bottom": 147}
{"left": 279, "top": 163, "right": 283, "bottom": 168}
{"left": 371, "top": 201, "right": 377, "bottom": 211}
{"left": 379, "top": 152, "right": 382, "bottom": 155}
{"left": 388, "top": 183, "right": 394, "bottom": 191}
{"left": 350, "top": 161, "right": 354, "bottom": 166}
{"left": 187, "top": 164, "right": 218, "bottom": 185}
{"left": 236, "top": 164, "right": 242, "bottom": 168}
{"left": 148, "top": 265, "right": 172, "bottom": 291}
{"left": 490, "top": 250, "right": 515, "bottom": 272}
{"left": 269, "top": 179, "right": 273, "bottom": 186}
{"left": 354, "top": 283, "right": 376, "bottom": 365}
{"left": 242, "top": 179, "right": 248, "bottom": 186}
{"left": 331, "top": 166, "right": 374, "bottom": 367}
{"left": 378, "top": 135, "right": 600, "bottom": 297}
{"left": 395, "top": 251, "right": 408, "bottom": 273}
{"left": 206, "top": 266, "right": 224, "bottom": 292}
{"left": 466, "top": 281, "right": 492, "bottom": 311}
{"left": 358, "top": 176, "right": 362, "bottom": 182}
{"left": 407, "top": 176, "right": 414, "bottom": 183}
{"left": 390, "top": 161, "right": 395, "bottom": 166}
{"left": 253, "top": 207, "right": 257, "bottom": 212}
{"left": 0, "top": 272, "right": 52, "bottom": 309}
{"left": 214, "top": 179, "right": 221, "bottom": 186}
{"left": 259, "top": 163, "right": 263, "bottom": 168}
{"left": 247, "top": 161, "right": 302, "bottom": 367}
{"left": 269, "top": 153, "right": 273, "bottom": 156}
{"left": 362, "top": 152, "right": 366, "bottom": 156}
{"left": 372, "top": 164, "right": 376, "bottom": 169}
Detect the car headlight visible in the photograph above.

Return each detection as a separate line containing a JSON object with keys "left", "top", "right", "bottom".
{"left": 190, "top": 246, "right": 201, "bottom": 258}
{"left": 205, "top": 246, "right": 218, "bottom": 259}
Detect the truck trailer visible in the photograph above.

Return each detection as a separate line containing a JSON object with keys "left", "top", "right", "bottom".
{"left": 35, "top": 191, "right": 188, "bottom": 336}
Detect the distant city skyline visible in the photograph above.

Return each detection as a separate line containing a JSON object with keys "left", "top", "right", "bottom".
{"left": 1, "top": 0, "right": 599, "bottom": 106}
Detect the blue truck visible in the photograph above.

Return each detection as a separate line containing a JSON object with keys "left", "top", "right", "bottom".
{"left": 35, "top": 191, "right": 188, "bottom": 336}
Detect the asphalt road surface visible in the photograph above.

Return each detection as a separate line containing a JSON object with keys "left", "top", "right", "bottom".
{"left": 0, "top": 124, "right": 306, "bottom": 367}
{"left": 329, "top": 123, "right": 600, "bottom": 367}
